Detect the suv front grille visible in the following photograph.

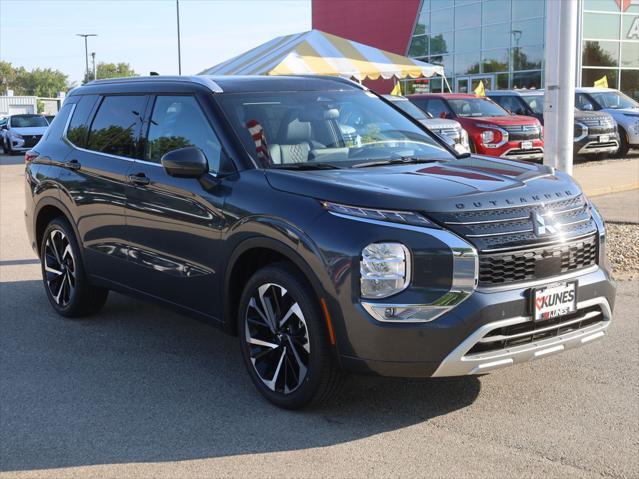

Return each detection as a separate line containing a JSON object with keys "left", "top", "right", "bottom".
{"left": 478, "top": 234, "right": 597, "bottom": 286}
{"left": 467, "top": 305, "right": 604, "bottom": 356}
{"left": 580, "top": 116, "right": 615, "bottom": 130}
{"left": 22, "top": 135, "right": 42, "bottom": 148}
{"left": 427, "top": 194, "right": 600, "bottom": 286}
{"left": 502, "top": 124, "right": 541, "bottom": 141}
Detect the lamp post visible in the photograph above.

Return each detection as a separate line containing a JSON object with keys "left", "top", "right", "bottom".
{"left": 91, "top": 52, "right": 97, "bottom": 80}
{"left": 76, "top": 33, "right": 97, "bottom": 81}
{"left": 511, "top": 29, "right": 522, "bottom": 73}
{"left": 176, "top": 0, "right": 182, "bottom": 75}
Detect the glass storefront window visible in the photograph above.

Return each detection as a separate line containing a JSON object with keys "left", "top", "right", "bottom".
{"left": 431, "top": 8, "right": 454, "bottom": 34}
{"left": 582, "top": 40, "right": 620, "bottom": 67}
{"left": 414, "top": 9, "right": 428, "bottom": 36}
{"left": 513, "top": 45, "right": 543, "bottom": 70}
{"left": 455, "top": 2, "right": 481, "bottom": 29}
{"left": 512, "top": 0, "right": 544, "bottom": 21}
{"left": 623, "top": 15, "right": 639, "bottom": 40}
{"left": 409, "top": 35, "right": 429, "bottom": 57}
{"left": 583, "top": 12, "right": 621, "bottom": 40}
{"left": 495, "top": 73, "right": 510, "bottom": 90}
{"left": 583, "top": 0, "right": 619, "bottom": 12}
{"left": 581, "top": 68, "right": 619, "bottom": 89}
{"left": 620, "top": 71, "right": 639, "bottom": 101}
{"left": 455, "top": 52, "right": 481, "bottom": 74}
{"left": 429, "top": 54, "right": 454, "bottom": 77}
{"left": 482, "top": 0, "right": 511, "bottom": 25}
{"left": 511, "top": 18, "right": 545, "bottom": 47}
{"left": 482, "top": 49, "right": 509, "bottom": 72}
{"left": 430, "top": 32, "right": 454, "bottom": 55}
{"left": 512, "top": 71, "right": 542, "bottom": 89}
{"left": 620, "top": 42, "right": 639, "bottom": 68}
{"left": 455, "top": 28, "right": 481, "bottom": 53}
{"left": 482, "top": 22, "right": 511, "bottom": 50}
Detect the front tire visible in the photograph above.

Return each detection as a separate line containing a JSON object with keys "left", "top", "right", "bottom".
{"left": 616, "top": 127, "right": 630, "bottom": 157}
{"left": 238, "top": 264, "right": 343, "bottom": 409}
{"left": 40, "top": 218, "right": 108, "bottom": 317}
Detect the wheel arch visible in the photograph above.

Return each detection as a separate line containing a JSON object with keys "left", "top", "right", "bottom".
{"left": 34, "top": 198, "right": 83, "bottom": 261}
{"left": 223, "top": 236, "right": 331, "bottom": 338}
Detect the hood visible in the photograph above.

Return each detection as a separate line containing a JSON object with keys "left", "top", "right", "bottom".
{"left": 604, "top": 107, "right": 639, "bottom": 117}
{"left": 419, "top": 118, "right": 461, "bottom": 130}
{"left": 10, "top": 126, "right": 48, "bottom": 136}
{"left": 265, "top": 156, "right": 581, "bottom": 213}
{"left": 574, "top": 110, "right": 613, "bottom": 120}
{"left": 467, "top": 115, "right": 540, "bottom": 126}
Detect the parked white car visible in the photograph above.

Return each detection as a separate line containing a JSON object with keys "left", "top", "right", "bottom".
{"left": 575, "top": 87, "right": 639, "bottom": 156}
{"left": 1, "top": 114, "right": 49, "bottom": 154}
{"left": 383, "top": 95, "right": 470, "bottom": 154}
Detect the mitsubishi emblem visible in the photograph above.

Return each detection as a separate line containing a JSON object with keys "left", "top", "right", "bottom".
{"left": 531, "top": 211, "right": 557, "bottom": 237}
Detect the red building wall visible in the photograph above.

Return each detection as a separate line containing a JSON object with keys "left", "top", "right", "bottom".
{"left": 312, "top": 0, "right": 421, "bottom": 93}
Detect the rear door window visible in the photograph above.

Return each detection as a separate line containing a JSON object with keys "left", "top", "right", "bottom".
{"left": 86, "top": 95, "right": 147, "bottom": 158}
{"left": 145, "top": 95, "right": 223, "bottom": 173}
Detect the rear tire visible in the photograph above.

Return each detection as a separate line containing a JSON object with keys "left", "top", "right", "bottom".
{"left": 40, "top": 218, "right": 108, "bottom": 317}
{"left": 238, "top": 263, "right": 343, "bottom": 409}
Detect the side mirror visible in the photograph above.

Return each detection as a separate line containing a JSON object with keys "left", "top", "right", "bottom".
{"left": 160, "top": 146, "right": 208, "bottom": 178}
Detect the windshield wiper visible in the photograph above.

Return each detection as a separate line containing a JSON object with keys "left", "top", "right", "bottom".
{"left": 270, "top": 162, "right": 342, "bottom": 170}
{"left": 351, "top": 156, "right": 439, "bottom": 168}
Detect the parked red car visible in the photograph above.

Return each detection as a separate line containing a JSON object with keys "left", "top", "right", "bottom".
{"left": 408, "top": 93, "right": 544, "bottom": 161}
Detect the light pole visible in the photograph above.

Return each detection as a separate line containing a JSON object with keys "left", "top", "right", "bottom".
{"left": 91, "top": 52, "right": 97, "bottom": 80}
{"left": 76, "top": 33, "right": 97, "bottom": 81}
{"left": 176, "top": 0, "right": 182, "bottom": 75}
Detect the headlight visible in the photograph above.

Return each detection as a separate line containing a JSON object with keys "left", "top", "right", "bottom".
{"left": 589, "top": 202, "right": 609, "bottom": 269}
{"left": 322, "top": 201, "right": 436, "bottom": 227}
{"left": 360, "top": 242, "right": 410, "bottom": 299}
{"left": 10, "top": 131, "right": 23, "bottom": 139}
{"left": 481, "top": 130, "right": 494, "bottom": 144}
{"left": 460, "top": 128, "right": 469, "bottom": 148}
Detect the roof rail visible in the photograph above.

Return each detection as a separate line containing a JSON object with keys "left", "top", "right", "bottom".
{"left": 85, "top": 75, "right": 223, "bottom": 93}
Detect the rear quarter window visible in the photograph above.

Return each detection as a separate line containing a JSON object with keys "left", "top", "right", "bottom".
{"left": 66, "top": 95, "right": 98, "bottom": 148}
{"left": 42, "top": 103, "right": 73, "bottom": 141}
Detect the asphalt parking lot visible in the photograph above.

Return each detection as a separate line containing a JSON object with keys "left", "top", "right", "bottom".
{"left": 0, "top": 153, "right": 637, "bottom": 478}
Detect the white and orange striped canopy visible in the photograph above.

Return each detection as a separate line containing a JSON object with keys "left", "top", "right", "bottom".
{"left": 199, "top": 30, "right": 444, "bottom": 81}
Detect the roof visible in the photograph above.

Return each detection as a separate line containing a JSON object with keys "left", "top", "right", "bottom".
{"left": 408, "top": 93, "right": 483, "bottom": 99}
{"left": 72, "top": 74, "right": 364, "bottom": 95}
{"left": 487, "top": 89, "right": 543, "bottom": 96}
{"left": 200, "top": 29, "right": 444, "bottom": 81}
{"left": 575, "top": 87, "right": 616, "bottom": 93}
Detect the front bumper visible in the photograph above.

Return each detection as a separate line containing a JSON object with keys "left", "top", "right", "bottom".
{"left": 474, "top": 140, "right": 544, "bottom": 161}
{"left": 575, "top": 133, "right": 619, "bottom": 156}
{"left": 339, "top": 266, "right": 615, "bottom": 378}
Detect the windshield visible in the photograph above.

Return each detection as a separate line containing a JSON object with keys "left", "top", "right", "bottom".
{"left": 388, "top": 98, "right": 429, "bottom": 120}
{"left": 11, "top": 115, "right": 48, "bottom": 127}
{"left": 590, "top": 91, "right": 639, "bottom": 110}
{"left": 520, "top": 95, "right": 543, "bottom": 115}
{"left": 447, "top": 98, "right": 508, "bottom": 117}
{"left": 216, "top": 90, "right": 452, "bottom": 168}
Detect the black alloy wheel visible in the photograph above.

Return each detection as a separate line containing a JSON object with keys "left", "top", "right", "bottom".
{"left": 238, "top": 264, "right": 343, "bottom": 409}
{"left": 40, "top": 218, "right": 109, "bottom": 317}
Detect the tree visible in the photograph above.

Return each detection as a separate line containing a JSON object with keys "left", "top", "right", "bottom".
{"left": 0, "top": 61, "right": 69, "bottom": 96}
{"left": 84, "top": 62, "right": 138, "bottom": 83}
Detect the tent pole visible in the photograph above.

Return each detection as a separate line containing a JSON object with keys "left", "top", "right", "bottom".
{"left": 442, "top": 74, "right": 452, "bottom": 93}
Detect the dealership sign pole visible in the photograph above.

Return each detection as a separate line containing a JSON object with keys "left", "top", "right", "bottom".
{"left": 543, "top": 0, "right": 578, "bottom": 175}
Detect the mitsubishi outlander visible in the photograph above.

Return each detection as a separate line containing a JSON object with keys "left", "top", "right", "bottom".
{"left": 25, "top": 76, "right": 615, "bottom": 408}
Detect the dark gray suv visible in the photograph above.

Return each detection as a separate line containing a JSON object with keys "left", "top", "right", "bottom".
{"left": 24, "top": 75, "right": 615, "bottom": 408}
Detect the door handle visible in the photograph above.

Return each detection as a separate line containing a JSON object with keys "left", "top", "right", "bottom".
{"left": 66, "top": 159, "right": 81, "bottom": 170}
{"left": 128, "top": 172, "right": 150, "bottom": 186}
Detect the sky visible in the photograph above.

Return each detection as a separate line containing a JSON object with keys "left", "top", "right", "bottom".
{"left": 0, "top": 0, "right": 312, "bottom": 85}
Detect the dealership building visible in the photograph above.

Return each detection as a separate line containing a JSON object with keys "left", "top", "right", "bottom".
{"left": 313, "top": 0, "right": 639, "bottom": 99}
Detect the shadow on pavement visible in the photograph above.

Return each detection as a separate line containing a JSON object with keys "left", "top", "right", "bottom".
{"left": 0, "top": 278, "right": 480, "bottom": 472}
{"left": 0, "top": 154, "right": 26, "bottom": 166}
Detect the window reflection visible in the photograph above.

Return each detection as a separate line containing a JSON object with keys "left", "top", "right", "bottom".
{"left": 582, "top": 41, "right": 619, "bottom": 67}
{"left": 583, "top": 13, "right": 620, "bottom": 40}
{"left": 512, "top": 45, "right": 543, "bottom": 71}
{"left": 482, "top": 0, "right": 511, "bottom": 24}
{"left": 430, "top": 32, "right": 453, "bottom": 55}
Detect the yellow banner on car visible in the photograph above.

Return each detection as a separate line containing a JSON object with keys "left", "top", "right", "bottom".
{"left": 593, "top": 75, "right": 608, "bottom": 88}
{"left": 200, "top": 29, "right": 445, "bottom": 82}
{"left": 474, "top": 80, "right": 486, "bottom": 97}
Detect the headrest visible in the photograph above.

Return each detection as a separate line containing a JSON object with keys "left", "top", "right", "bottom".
{"left": 285, "top": 119, "right": 312, "bottom": 143}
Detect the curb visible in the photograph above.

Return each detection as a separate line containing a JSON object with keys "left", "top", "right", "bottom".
{"left": 583, "top": 182, "right": 639, "bottom": 197}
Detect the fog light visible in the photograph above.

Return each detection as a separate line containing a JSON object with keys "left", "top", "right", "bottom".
{"left": 360, "top": 243, "right": 410, "bottom": 299}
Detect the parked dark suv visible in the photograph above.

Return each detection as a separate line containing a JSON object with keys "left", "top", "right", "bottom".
{"left": 488, "top": 90, "right": 620, "bottom": 159}
{"left": 25, "top": 76, "right": 615, "bottom": 408}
